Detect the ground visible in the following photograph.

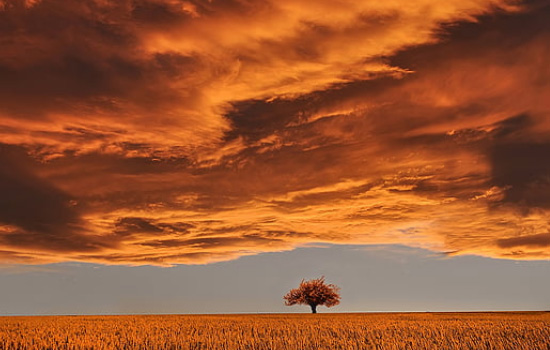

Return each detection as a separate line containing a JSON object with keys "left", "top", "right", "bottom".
{"left": 1, "top": 312, "right": 549, "bottom": 349}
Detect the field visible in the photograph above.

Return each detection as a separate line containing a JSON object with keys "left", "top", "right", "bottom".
{"left": 1, "top": 312, "right": 549, "bottom": 350}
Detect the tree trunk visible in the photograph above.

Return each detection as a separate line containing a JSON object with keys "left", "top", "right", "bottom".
{"left": 310, "top": 304, "right": 317, "bottom": 313}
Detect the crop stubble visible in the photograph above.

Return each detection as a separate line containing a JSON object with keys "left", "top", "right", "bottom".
{"left": 0, "top": 312, "right": 549, "bottom": 350}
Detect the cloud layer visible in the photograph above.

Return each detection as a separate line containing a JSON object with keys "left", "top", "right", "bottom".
{"left": 1, "top": 0, "right": 549, "bottom": 265}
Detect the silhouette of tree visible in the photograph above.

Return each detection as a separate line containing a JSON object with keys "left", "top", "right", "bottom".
{"left": 283, "top": 276, "right": 341, "bottom": 313}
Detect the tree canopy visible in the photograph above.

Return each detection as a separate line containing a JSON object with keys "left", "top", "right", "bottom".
{"left": 283, "top": 276, "right": 341, "bottom": 313}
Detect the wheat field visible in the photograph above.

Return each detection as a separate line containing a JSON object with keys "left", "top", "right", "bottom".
{"left": 0, "top": 312, "right": 549, "bottom": 350}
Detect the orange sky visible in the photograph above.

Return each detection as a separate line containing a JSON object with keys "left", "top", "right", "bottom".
{"left": 0, "top": 0, "right": 549, "bottom": 265}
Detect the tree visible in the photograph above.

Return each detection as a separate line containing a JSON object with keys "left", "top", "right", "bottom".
{"left": 283, "top": 276, "right": 341, "bottom": 313}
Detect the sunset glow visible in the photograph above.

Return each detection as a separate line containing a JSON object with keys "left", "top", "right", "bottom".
{"left": 1, "top": 0, "right": 549, "bottom": 266}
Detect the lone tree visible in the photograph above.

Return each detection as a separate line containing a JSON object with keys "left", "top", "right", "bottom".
{"left": 283, "top": 276, "right": 341, "bottom": 313}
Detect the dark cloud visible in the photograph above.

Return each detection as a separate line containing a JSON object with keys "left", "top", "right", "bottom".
{"left": 491, "top": 141, "right": 550, "bottom": 208}
{"left": 0, "top": 144, "right": 109, "bottom": 254}
{"left": 141, "top": 234, "right": 281, "bottom": 249}
{"left": 0, "top": 144, "right": 79, "bottom": 234}
{"left": 390, "top": 1, "right": 550, "bottom": 70}
{"left": 0, "top": 1, "right": 135, "bottom": 117}
{"left": 114, "top": 217, "right": 194, "bottom": 236}
{"left": 115, "top": 217, "right": 164, "bottom": 235}
{"left": 497, "top": 233, "right": 550, "bottom": 248}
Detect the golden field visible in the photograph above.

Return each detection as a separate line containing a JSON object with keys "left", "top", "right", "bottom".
{"left": 1, "top": 312, "right": 549, "bottom": 350}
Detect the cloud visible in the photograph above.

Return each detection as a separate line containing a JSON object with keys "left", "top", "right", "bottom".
{"left": 0, "top": 145, "right": 79, "bottom": 234}
{"left": 0, "top": 145, "right": 111, "bottom": 263}
{"left": 1, "top": 0, "right": 550, "bottom": 265}
{"left": 0, "top": 0, "right": 520, "bottom": 159}
{"left": 497, "top": 233, "right": 550, "bottom": 249}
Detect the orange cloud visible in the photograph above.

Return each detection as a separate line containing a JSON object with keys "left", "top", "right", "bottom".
{"left": 1, "top": 0, "right": 549, "bottom": 265}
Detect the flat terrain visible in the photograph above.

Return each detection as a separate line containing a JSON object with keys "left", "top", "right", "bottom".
{"left": 1, "top": 312, "right": 549, "bottom": 349}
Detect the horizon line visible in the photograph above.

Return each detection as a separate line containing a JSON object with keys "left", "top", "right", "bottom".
{"left": 2, "top": 310, "right": 549, "bottom": 317}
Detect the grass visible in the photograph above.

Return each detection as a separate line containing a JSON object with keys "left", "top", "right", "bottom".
{"left": 0, "top": 312, "right": 549, "bottom": 349}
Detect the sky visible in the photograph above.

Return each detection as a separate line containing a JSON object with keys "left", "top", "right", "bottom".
{"left": 0, "top": 0, "right": 549, "bottom": 314}
{"left": 1, "top": 245, "right": 549, "bottom": 315}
